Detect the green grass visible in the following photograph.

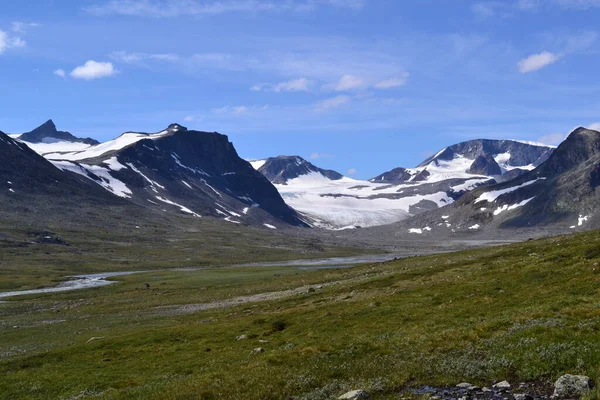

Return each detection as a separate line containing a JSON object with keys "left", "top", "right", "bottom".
{"left": 2, "top": 230, "right": 600, "bottom": 399}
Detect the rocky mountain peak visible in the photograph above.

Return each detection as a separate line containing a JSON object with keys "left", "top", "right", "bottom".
{"left": 19, "top": 120, "right": 100, "bottom": 145}
{"left": 537, "top": 127, "right": 600, "bottom": 176}
{"left": 467, "top": 153, "right": 502, "bottom": 176}
{"left": 166, "top": 123, "right": 187, "bottom": 132}
{"left": 256, "top": 155, "right": 344, "bottom": 185}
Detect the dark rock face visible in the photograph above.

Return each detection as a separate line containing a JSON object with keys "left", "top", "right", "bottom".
{"left": 418, "top": 139, "right": 553, "bottom": 168}
{"left": 257, "top": 156, "right": 343, "bottom": 185}
{"left": 0, "top": 130, "right": 127, "bottom": 228}
{"left": 65, "top": 125, "right": 308, "bottom": 227}
{"left": 19, "top": 120, "right": 99, "bottom": 145}
{"left": 536, "top": 128, "right": 600, "bottom": 176}
{"left": 467, "top": 153, "right": 502, "bottom": 176}
{"left": 370, "top": 167, "right": 412, "bottom": 184}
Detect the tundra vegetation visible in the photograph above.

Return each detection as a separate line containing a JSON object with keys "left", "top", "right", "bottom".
{"left": 2, "top": 230, "right": 600, "bottom": 399}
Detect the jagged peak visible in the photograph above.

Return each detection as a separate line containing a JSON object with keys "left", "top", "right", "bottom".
{"left": 166, "top": 123, "right": 188, "bottom": 132}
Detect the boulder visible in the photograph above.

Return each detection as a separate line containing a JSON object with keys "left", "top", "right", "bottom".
{"left": 493, "top": 381, "right": 511, "bottom": 390}
{"left": 338, "top": 389, "right": 370, "bottom": 400}
{"left": 553, "top": 374, "right": 593, "bottom": 398}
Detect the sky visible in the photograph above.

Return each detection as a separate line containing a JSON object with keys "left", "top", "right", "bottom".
{"left": 1, "top": 0, "right": 600, "bottom": 179}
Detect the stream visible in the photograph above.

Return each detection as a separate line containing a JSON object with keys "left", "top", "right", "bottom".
{"left": 0, "top": 254, "right": 397, "bottom": 300}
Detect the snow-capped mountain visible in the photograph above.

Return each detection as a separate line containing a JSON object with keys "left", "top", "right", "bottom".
{"left": 392, "top": 127, "right": 600, "bottom": 236}
{"left": 252, "top": 139, "right": 554, "bottom": 229}
{"left": 372, "top": 139, "right": 554, "bottom": 184}
{"left": 11, "top": 119, "right": 99, "bottom": 156}
{"left": 253, "top": 156, "right": 343, "bottom": 184}
{"left": 0, "top": 128, "right": 128, "bottom": 227}
{"left": 12, "top": 121, "right": 307, "bottom": 228}
{"left": 250, "top": 155, "right": 491, "bottom": 229}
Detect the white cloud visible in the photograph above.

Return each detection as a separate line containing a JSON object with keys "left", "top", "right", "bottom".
{"left": 588, "top": 122, "right": 600, "bottom": 131}
{"left": 183, "top": 115, "right": 195, "bottom": 122}
{"left": 374, "top": 74, "right": 409, "bottom": 89}
{"left": 212, "top": 104, "right": 269, "bottom": 116}
{"left": 86, "top": 0, "right": 365, "bottom": 17}
{"left": 252, "top": 77, "right": 311, "bottom": 92}
{"left": 111, "top": 50, "right": 179, "bottom": 63}
{"left": 11, "top": 21, "right": 39, "bottom": 33}
{"left": 0, "top": 29, "right": 26, "bottom": 55}
{"left": 70, "top": 60, "right": 117, "bottom": 80}
{"left": 274, "top": 77, "right": 311, "bottom": 92}
{"left": 328, "top": 74, "right": 366, "bottom": 91}
{"left": 517, "top": 51, "right": 561, "bottom": 73}
{"left": 54, "top": 69, "right": 66, "bottom": 78}
{"left": 346, "top": 168, "right": 357, "bottom": 175}
{"left": 537, "top": 132, "right": 566, "bottom": 145}
{"left": 309, "top": 152, "right": 334, "bottom": 159}
{"left": 314, "top": 95, "right": 351, "bottom": 112}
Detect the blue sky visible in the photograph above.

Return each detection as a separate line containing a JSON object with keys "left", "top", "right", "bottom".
{"left": 1, "top": 0, "right": 600, "bottom": 178}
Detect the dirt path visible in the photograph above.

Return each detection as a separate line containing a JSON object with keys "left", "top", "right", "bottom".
{"left": 156, "top": 272, "right": 383, "bottom": 316}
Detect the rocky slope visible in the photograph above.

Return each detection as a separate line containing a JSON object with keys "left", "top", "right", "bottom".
{"left": 384, "top": 127, "right": 600, "bottom": 237}
{"left": 35, "top": 123, "right": 307, "bottom": 228}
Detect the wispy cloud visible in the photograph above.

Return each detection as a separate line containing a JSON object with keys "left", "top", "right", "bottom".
{"left": 309, "top": 152, "right": 334, "bottom": 159}
{"left": 251, "top": 77, "right": 312, "bottom": 92}
{"left": 111, "top": 50, "right": 180, "bottom": 63}
{"left": 323, "top": 73, "right": 409, "bottom": 92}
{"left": 314, "top": 95, "right": 351, "bottom": 112}
{"left": 518, "top": 51, "right": 561, "bottom": 73}
{"left": 373, "top": 74, "right": 409, "bottom": 89}
{"left": 537, "top": 132, "right": 566, "bottom": 145}
{"left": 70, "top": 60, "right": 118, "bottom": 80}
{"left": 11, "top": 21, "right": 39, "bottom": 33}
{"left": 86, "top": 0, "right": 365, "bottom": 17}
{"left": 346, "top": 168, "right": 357, "bottom": 175}
{"left": 54, "top": 69, "right": 66, "bottom": 78}
{"left": 212, "top": 104, "right": 269, "bottom": 115}
{"left": 325, "top": 74, "right": 366, "bottom": 91}
{"left": 0, "top": 29, "right": 26, "bottom": 55}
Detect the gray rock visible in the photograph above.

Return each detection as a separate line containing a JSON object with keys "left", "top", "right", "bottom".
{"left": 493, "top": 381, "right": 511, "bottom": 390}
{"left": 253, "top": 347, "right": 265, "bottom": 353}
{"left": 553, "top": 374, "right": 593, "bottom": 398}
{"left": 456, "top": 383, "right": 474, "bottom": 389}
{"left": 514, "top": 394, "right": 533, "bottom": 400}
{"left": 236, "top": 335, "right": 248, "bottom": 341}
{"left": 338, "top": 390, "right": 370, "bottom": 400}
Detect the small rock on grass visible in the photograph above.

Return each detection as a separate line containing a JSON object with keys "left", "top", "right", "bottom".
{"left": 553, "top": 374, "right": 593, "bottom": 398}
{"left": 236, "top": 335, "right": 248, "bottom": 341}
{"left": 493, "top": 380, "right": 511, "bottom": 390}
{"left": 253, "top": 347, "right": 265, "bottom": 353}
{"left": 456, "top": 383, "right": 478, "bottom": 391}
{"left": 338, "top": 390, "right": 370, "bottom": 400}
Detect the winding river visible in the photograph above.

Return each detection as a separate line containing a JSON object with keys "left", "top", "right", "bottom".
{"left": 0, "top": 254, "right": 397, "bottom": 300}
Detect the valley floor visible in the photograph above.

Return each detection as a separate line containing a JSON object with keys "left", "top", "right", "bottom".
{"left": 2, "top": 230, "right": 600, "bottom": 399}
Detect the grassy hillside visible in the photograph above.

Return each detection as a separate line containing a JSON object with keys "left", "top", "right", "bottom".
{"left": 2, "top": 230, "right": 600, "bottom": 399}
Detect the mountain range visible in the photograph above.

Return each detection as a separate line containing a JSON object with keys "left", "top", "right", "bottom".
{"left": 250, "top": 139, "right": 554, "bottom": 228}
{"left": 3, "top": 120, "right": 599, "bottom": 239}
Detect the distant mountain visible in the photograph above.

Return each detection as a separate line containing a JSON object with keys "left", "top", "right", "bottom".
{"left": 251, "top": 153, "right": 492, "bottom": 229}
{"left": 252, "top": 156, "right": 343, "bottom": 184}
{"left": 18, "top": 119, "right": 99, "bottom": 145}
{"left": 45, "top": 123, "right": 307, "bottom": 228}
{"left": 392, "top": 128, "right": 600, "bottom": 236}
{"left": 0, "top": 129, "right": 131, "bottom": 229}
{"left": 373, "top": 139, "right": 554, "bottom": 185}
{"left": 251, "top": 139, "right": 556, "bottom": 229}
